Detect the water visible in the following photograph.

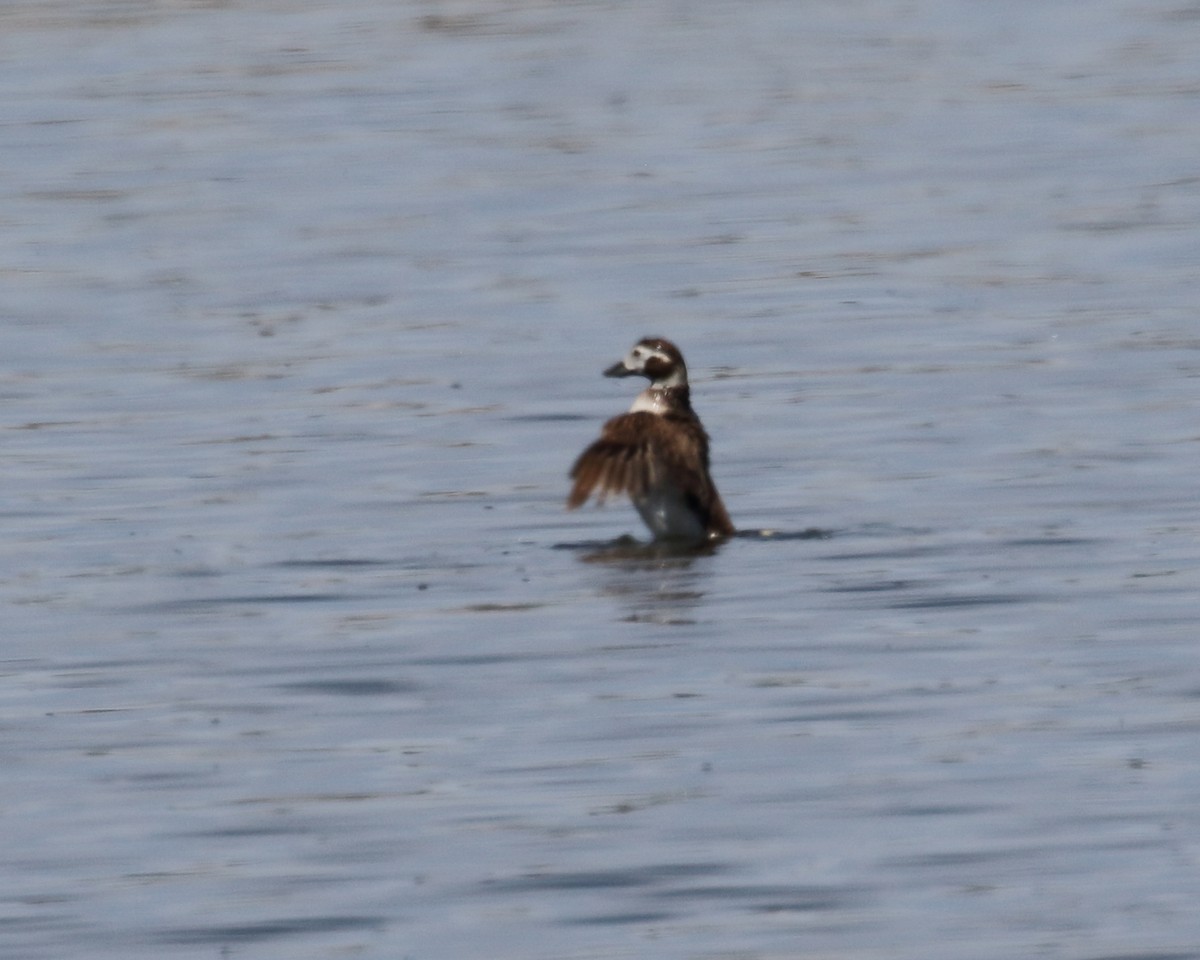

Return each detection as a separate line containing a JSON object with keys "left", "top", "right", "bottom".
{"left": 4, "top": 1, "right": 1200, "bottom": 958}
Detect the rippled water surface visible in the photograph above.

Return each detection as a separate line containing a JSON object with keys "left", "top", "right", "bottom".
{"left": 4, "top": 1, "right": 1200, "bottom": 958}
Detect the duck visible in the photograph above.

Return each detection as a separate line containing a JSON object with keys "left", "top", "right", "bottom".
{"left": 567, "top": 337, "right": 735, "bottom": 542}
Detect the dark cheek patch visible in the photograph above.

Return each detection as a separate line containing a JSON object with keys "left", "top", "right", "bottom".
{"left": 644, "top": 356, "right": 670, "bottom": 379}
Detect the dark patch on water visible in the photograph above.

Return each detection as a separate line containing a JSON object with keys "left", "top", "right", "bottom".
{"left": 275, "top": 679, "right": 417, "bottom": 696}
{"left": 273, "top": 558, "right": 392, "bottom": 568}
{"left": 555, "top": 526, "right": 831, "bottom": 560}
{"left": 458, "top": 602, "right": 546, "bottom": 612}
{"left": 1000, "top": 537, "right": 1103, "bottom": 548}
{"left": 653, "top": 883, "right": 860, "bottom": 913}
{"left": 885, "top": 592, "right": 1038, "bottom": 609}
{"left": 882, "top": 847, "right": 1041, "bottom": 869}
{"left": 482, "top": 862, "right": 729, "bottom": 892}
{"left": 562, "top": 910, "right": 677, "bottom": 925}
{"left": 160, "top": 915, "right": 385, "bottom": 944}
{"left": 820, "top": 545, "right": 951, "bottom": 561}
{"left": 556, "top": 537, "right": 722, "bottom": 564}
{"left": 184, "top": 825, "right": 306, "bottom": 839}
{"left": 407, "top": 652, "right": 568, "bottom": 667}
{"left": 130, "top": 593, "right": 365, "bottom": 612}
{"left": 507, "top": 413, "right": 591, "bottom": 422}
{"left": 774, "top": 708, "right": 914, "bottom": 725}
{"left": 880, "top": 803, "right": 1001, "bottom": 817}
{"left": 555, "top": 534, "right": 713, "bottom": 551}
{"left": 825, "top": 578, "right": 931, "bottom": 593}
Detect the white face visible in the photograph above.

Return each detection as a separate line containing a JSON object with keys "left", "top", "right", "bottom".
{"left": 624, "top": 343, "right": 668, "bottom": 370}
{"left": 621, "top": 343, "right": 685, "bottom": 385}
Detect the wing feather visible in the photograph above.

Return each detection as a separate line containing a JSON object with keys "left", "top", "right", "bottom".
{"left": 567, "top": 410, "right": 735, "bottom": 537}
{"left": 568, "top": 412, "right": 660, "bottom": 508}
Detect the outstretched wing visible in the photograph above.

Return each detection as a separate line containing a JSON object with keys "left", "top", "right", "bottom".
{"left": 567, "top": 412, "right": 708, "bottom": 507}
{"left": 568, "top": 412, "right": 657, "bottom": 508}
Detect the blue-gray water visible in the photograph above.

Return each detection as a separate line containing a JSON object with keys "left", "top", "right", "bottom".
{"left": 4, "top": 2, "right": 1200, "bottom": 958}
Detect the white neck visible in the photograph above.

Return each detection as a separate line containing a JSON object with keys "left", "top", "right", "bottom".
{"left": 630, "top": 388, "right": 669, "bottom": 415}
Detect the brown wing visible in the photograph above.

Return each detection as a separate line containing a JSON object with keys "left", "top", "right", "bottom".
{"left": 567, "top": 412, "right": 735, "bottom": 537}
{"left": 567, "top": 412, "right": 664, "bottom": 508}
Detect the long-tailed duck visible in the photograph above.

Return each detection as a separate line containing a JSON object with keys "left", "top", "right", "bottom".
{"left": 567, "top": 337, "right": 735, "bottom": 542}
